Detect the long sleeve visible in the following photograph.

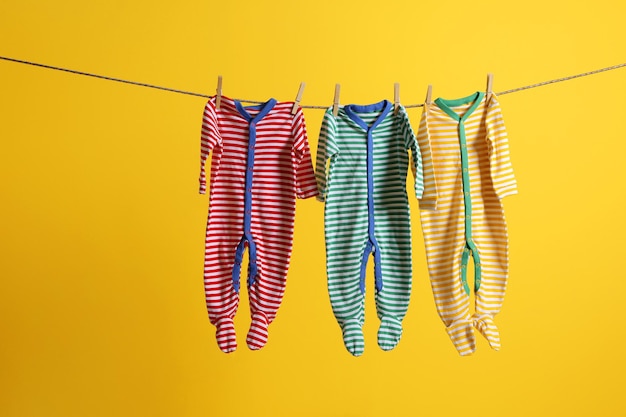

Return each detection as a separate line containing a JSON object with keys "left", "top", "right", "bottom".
{"left": 399, "top": 107, "right": 424, "bottom": 199}
{"left": 485, "top": 95, "right": 518, "bottom": 199}
{"left": 199, "top": 99, "right": 221, "bottom": 195}
{"left": 416, "top": 107, "right": 438, "bottom": 210}
{"left": 314, "top": 109, "right": 339, "bottom": 202}
{"left": 291, "top": 107, "right": 319, "bottom": 199}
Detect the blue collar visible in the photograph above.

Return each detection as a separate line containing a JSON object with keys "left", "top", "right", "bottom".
{"left": 344, "top": 100, "right": 393, "bottom": 132}
{"left": 235, "top": 98, "right": 277, "bottom": 124}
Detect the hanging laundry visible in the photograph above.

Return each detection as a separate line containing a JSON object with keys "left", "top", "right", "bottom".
{"left": 199, "top": 96, "right": 318, "bottom": 353}
{"left": 417, "top": 92, "right": 517, "bottom": 356}
{"left": 315, "top": 100, "right": 424, "bottom": 356}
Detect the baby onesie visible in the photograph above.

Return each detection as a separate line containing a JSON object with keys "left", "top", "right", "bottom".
{"left": 199, "top": 96, "right": 318, "bottom": 353}
{"left": 417, "top": 92, "right": 517, "bottom": 356}
{"left": 315, "top": 100, "right": 423, "bottom": 356}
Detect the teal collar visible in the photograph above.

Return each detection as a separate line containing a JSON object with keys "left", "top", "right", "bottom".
{"left": 435, "top": 91, "right": 485, "bottom": 122}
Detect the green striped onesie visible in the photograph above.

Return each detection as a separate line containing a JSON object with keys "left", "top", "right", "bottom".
{"left": 315, "top": 100, "right": 423, "bottom": 356}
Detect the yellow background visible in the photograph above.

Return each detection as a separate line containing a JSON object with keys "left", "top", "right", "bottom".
{"left": 1, "top": 1, "right": 625, "bottom": 416}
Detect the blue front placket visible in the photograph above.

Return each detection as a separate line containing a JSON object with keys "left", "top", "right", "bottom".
{"left": 344, "top": 100, "right": 393, "bottom": 294}
{"left": 231, "top": 98, "right": 276, "bottom": 293}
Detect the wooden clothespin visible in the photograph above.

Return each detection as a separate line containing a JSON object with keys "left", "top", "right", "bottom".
{"left": 486, "top": 73, "right": 494, "bottom": 98}
{"left": 394, "top": 82, "right": 400, "bottom": 115}
{"left": 291, "top": 82, "right": 306, "bottom": 115}
{"left": 332, "top": 84, "right": 341, "bottom": 117}
{"left": 215, "top": 75, "right": 223, "bottom": 110}
{"left": 424, "top": 84, "right": 433, "bottom": 113}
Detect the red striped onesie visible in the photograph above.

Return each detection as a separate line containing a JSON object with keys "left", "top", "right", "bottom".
{"left": 199, "top": 96, "right": 318, "bottom": 353}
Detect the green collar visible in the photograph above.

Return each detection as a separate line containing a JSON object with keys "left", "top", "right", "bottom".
{"left": 434, "top": 91, "right": 485, "bottom": 122}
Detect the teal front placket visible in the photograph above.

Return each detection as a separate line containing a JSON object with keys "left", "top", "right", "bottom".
{"left": 435, "top": 92, "right": 485, "bottom": 295}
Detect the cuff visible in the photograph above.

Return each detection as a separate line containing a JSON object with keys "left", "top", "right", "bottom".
{"left": 297, "top": 185, "right": 319, "bottom": 199}
{"left": 418, "top": 198, "right": 437, "bottom": 211}
{"left": 497, "top": 185, "right": 518, "bottom": 200}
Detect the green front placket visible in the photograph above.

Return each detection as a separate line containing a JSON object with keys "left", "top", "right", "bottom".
{"left": 435, "top": 92, "right": 485, "bottom": 295}
{"left": 458, "top": 120, "right": 481, "bottom": 295}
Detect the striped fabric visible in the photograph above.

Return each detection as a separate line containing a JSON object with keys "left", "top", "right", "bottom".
{"left": 316, "top": 101, "right": 423, "bottom": 356}
{"left": 417, "top": 92, "right": 517, "bottom": 356}
{"left": 199, "top": 96, "right": 318, "bottom": 353}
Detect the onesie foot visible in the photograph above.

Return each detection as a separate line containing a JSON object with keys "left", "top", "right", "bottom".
{"left": 446, "top": 318, "right": 476, "bottom": 356}
{"left": 341, "top": 319, "right": 364, "bottom": 357}
{"left": 377, "top": 316, "right": 403, "bottom": 351}
{"left": 473, "top": 314, "right": 501, "bottom": 351}
{"left": 215, "top": 317, "right": 237, "bottom": 353}
{"left": 247, "top": 311, "right": 269, "bottom": 350}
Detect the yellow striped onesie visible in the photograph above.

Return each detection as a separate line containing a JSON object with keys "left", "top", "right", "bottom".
{"left": 417, "top": 92, "right": 517, "bottom": 356}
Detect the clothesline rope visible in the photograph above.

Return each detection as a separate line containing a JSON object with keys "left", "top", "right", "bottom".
{"left": 1, "top": 56, "right": 625, "bottom": 109}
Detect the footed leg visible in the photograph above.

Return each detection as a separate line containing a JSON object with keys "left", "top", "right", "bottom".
{"left": 325, "top": 209, "right": 369, "bottom": 356}
{"left": 373, "top": 235, "right": 412, "bottom": 353}
{"left": 473, "top": 215, "right": 508, "bottom": 352}
{"left": 246, "top": 234, "right": 291, "bottom": 351}
{"left": 204, "top": 243, "right": 240, "bottom": 353}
